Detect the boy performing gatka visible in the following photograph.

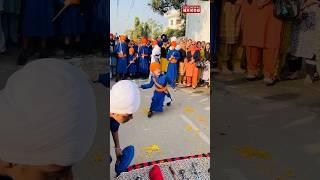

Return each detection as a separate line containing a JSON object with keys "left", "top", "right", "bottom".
{"left": 140, "top": 62, "right": 176, "bottom": 118}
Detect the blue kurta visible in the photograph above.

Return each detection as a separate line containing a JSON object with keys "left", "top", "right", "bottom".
{"left": 133, "top": 45, "right": 138, "bottom": 53}
{"left": 166, "top": 49, "right": 180, "bottom": 85}
{"left": 115, "top": 42, "right": 129, "bottom": 74}
{"left": 141, "top": 74, "right": 175, "bottom": 112}
{"left": 58, "top": 3, "right": 86, "bottom": 35}
{"left": 133, "top": 45, "right": 139, "bottom": 72}
{"left": 138, "top": 45, "right": 151, "bottom": 74}
{"left": 22, "top": 0, "right": 55, "bottom": 37}
{"left": 91, "top": 0, "right": 108, "bottom": 35}
{"left": 128, "top": 54, "right": 137, "bottom": 74}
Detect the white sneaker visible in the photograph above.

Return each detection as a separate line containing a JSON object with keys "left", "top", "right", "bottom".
{"left": 264, "top": 78, "right": 276, "bottom": 86}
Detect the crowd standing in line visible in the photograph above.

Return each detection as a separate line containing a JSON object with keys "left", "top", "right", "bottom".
{"left": 0, "top": 0, "right": 108, "bottom": 65}
{"left": 214, "top": 0, "right": 320, "bottom": 86}
{"left": 110, "top": 33, "right": 212, "bottom": 89}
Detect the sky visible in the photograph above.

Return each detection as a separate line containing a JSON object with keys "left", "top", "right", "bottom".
{"left": 110, "top": 0, "right": 168, "bottom": 34}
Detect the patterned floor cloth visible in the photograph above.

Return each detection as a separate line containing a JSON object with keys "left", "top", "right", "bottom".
{"left": 114, "top": 153, "right": 211, "bottom": 180}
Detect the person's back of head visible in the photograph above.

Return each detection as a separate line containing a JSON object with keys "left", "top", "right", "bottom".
{"left": 110, "top": 80, "right": 141, "bottom": 123}
{"left": 0, "top": 59, "right": 97, "bottom": 179}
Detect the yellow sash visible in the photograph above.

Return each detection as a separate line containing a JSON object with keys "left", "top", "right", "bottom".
{"left": 152, "top": 77, "right": 169, "bottom": 93}
{"left": 170, "top": 57, "right": 177, "bottom": 63}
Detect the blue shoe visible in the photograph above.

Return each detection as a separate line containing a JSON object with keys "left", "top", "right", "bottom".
{"left": 115, "top": 145, "right": 135, "bottom": 175}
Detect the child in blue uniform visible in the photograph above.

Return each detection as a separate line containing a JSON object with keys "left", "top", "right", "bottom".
{"left": 58, "top": 0, "right": 85, "bottom": 59}
{"left": 140, "top": 62, "right": 176, "bottom": 118}
{"left": 166, "top": 41, "right": 180, "bottom": 87}
{"left": 128, "top": 47, "right": 138, "bottom": 79}
{"left": 18, "top": 0, "right": 55, "bottom": 65}
{"left": 115, "top": 35, "right": 129, "bottom": 81}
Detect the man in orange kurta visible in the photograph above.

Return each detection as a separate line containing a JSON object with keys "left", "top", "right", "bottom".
{"left": 238, "top": 0, "right": 283, "bottom": 85}
{"left": 185, "top": 42, "right": 200, "bottom": 89}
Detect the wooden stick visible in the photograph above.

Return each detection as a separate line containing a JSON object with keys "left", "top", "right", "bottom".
{"left": 169, "top": 166, "right": 178, "bottom": 180}
{"left": 52, "top": 5, "right": 68, "bottom": 22}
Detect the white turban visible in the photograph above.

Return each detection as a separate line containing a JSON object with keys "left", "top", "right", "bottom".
{"left": 110, "top": 80, "right": 140, "bottom": 114}
{"left": 151, "top": 45, "right": 161, "bottom": 63}
{"left": 171, "top": 36, "right": 177, "bottom": 42}
{"left": 0, "top": 59, "right": 97, "bottom": 166}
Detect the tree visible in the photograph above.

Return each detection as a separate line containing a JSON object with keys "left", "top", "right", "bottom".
{"left": 134, "top": 17, "right": 140, "bottom": 28}
{"left": 147, "top": 18, "right": 164, "bottom": 39}
{"left": 164, "top": 27, "right": 185, "bottom": 39}
{"left": 149, "top": 0, "right": 186, "bottom": 37}
{"left": 164, "top": 28, "right": 175, "bottom": 39}
{"left": 149, "top": 0, "right": 185, "bottom": 15}
{"left": 124, "top": 17, "right": 164, "bottom": 40}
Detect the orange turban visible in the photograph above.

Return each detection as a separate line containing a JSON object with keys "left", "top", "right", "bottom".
{"left": 129, "top": 47, "right": 134, "bottom": 54}
{"left": 152, "top": 40, "right": 158, "bottom": 46}
{"left": 120, "top": 35, "right": 126, "bottom": 42}
{"left": 141, "top": 38, "right": 147, "bottom": 45}
{"left": 150, "top": 62, "right": 161, "bottom": 73}
{"left": 171, "top": 41, "right": 177, "bottom": 47}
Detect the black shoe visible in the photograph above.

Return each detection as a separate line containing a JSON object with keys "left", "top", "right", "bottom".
{"left": 73, "top": 42, "right": 84, "bottom": 58}
{"left": 147, "top": 111, "right": 153, "bottom": 118}
{"left": 17, "top": 50, "right": 28, "bottom": 65}
{"left": 39, "top": 49, "right": 49, "bottom": 58}
{"left": 227, "top": 60, "right": 234, "bottom": 71}
{"left": 167, "top": 102, "right": 171, "bottom": 106}
{"left": 64, "top": 45, "right": 72, "bottom": 59}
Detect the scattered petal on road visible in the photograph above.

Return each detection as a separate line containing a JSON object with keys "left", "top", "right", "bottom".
{"left": 142, "top": 144, "right": 161, "bottom": 154}
{"left": 183, "top": 106, "right": 195, "bottom": 113}
{"left": 237, "top": 145, "right": 272, "bottom": 160}
{"left": 287, "top": 168, "right": 295, "bottom": 177}
{"left": 94, "top": 154, "right": 104, "bottom": 162}
{"left": 142, "top": 107, "right": 149, "bottom": 114}
{"left": 185, "top": 124, "right": 193, "bottom": 132}
{"left": 196, "top": 115, "right": 207, "bottom": 123}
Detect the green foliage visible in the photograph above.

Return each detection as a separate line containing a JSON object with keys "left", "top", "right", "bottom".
{"left": 149, "top": 0, "right": 185, "bottom": 15}
{"left": 164, "top": 27, "right": 185, "bottom": 39}
{"left": 147, "top": 18, "right": 164, "bottom": 39}
{"left": 134, "top": 17, "right": 140, "bottom": 27}
{"left": 125, "top": 17, "right": 164, "bottom": 40}
{"left": 149, "top": 0, "right": 186, "bottom": 38}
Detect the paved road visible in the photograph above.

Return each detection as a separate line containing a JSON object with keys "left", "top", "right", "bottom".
{"left": 109, "top": 79, "right": 211, "bottom": 178}
{"left": 213, "top": 74, "right": 320, "bottom": 180}
{"left": 0, "top": 52, "right": 108, "bottom": 179}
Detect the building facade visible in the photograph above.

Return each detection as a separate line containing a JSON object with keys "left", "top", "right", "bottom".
{"left": 185, "top": 0, "right": 210, "bottom": 42}
{"left": 164, "top": 9, "right": 184, "bottom": 30}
